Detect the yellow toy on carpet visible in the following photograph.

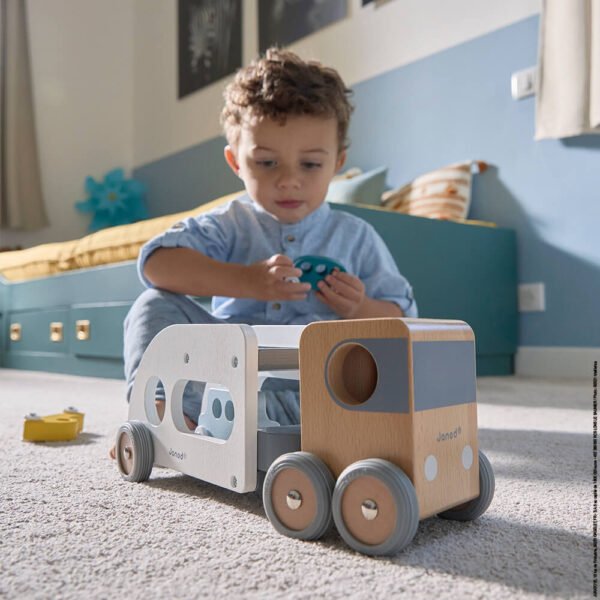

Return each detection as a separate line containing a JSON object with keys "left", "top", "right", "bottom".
{"left": 23, "top": 407, "right": 85, "bottom": 442}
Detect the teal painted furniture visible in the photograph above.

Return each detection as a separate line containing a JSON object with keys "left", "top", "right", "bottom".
{"left": 333, "top": 205, "right": 517, "bottom": 375}
{"left": 0, "top": 263, "right": 144, "bottom": 378}
{"left": 0, "top": 205, "right": 517, "bottom": 378}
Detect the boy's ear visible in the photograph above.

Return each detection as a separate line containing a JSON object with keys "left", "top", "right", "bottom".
{"left": 336, "top": 150, "right": 347, "bottom": 172}
{"left": 224, "top": 146, "right": 241, "bottom": 176}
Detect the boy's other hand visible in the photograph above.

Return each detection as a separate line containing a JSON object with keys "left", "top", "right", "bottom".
{"left": 246, "top": 254, "right": 310, "bottom": 301}
{"left": 316, "top": 269, "right": 366, "bottom": 318}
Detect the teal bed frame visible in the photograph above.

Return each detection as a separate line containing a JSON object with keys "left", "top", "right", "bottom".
{"left": 0, "top": 204, "right": 517, "bottom": 379}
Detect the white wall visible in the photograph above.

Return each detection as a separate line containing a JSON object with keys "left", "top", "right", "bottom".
{"left": 2, "top": 0, "right": 540, "bottom": 248}
{"left": 0, "top": 0, "right": 134, "bottom": 249}
{"left": 133, "top": 0, "right": 540, "bottom": 166}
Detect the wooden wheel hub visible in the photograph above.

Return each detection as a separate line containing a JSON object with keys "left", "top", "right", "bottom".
{"left": 271, "top": 467, "right": 318, "bottom": 531}
{"left": 340, "top": 475, "right": 397, "bottom": 545}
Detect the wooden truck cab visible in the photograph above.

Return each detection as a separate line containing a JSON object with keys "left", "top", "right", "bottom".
{"left": 299, "top": 318, "right": 479, "bottom": 519}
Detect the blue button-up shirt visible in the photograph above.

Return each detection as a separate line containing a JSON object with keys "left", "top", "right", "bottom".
{"left": 139, "top": 195, "right": 417, "bottom": 324}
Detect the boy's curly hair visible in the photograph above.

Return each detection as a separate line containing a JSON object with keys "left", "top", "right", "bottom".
{"left": 221, "top": 48, "right": 353, "bottom": 152}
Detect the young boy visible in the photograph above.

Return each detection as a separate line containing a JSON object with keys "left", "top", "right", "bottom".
{"left": 119, "top": 48, "right": 417, "bottom": 446}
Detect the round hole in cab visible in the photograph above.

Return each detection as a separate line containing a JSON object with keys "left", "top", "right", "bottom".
{"left": 326, "top": 342, "right": 378, "bottom": 406}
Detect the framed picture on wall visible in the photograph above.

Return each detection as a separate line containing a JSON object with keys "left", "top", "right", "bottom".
{"left": 258, "top": 0, "right": 347, "bottom": 53}
{"left": 178, "top": 0, "right": 242, "bottom": 99}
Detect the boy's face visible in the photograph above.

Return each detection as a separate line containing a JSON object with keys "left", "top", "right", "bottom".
{"left": 225, "top": 115, "right": 346, "bottom": 224}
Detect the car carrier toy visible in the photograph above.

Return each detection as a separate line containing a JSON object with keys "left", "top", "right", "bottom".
{"left": 116, "top": 318, "right": 495, "bottom": 556}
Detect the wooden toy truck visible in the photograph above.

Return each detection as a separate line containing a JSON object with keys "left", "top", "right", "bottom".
{"left": 116, "top": 318, "right": 494, "bottom": 556}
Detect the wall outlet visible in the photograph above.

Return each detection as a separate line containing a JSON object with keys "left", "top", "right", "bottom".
{"left": 511, "top": 66, "right": 537, "bottom": 100}
{"left": 518, "top": 283, "right": 546, "bottom": 312}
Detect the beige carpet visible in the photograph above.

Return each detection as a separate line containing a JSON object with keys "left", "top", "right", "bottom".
{"left": 0, "top": 368, "right": 592, "bottom": 599}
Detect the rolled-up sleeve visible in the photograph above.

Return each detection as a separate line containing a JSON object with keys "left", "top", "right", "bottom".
{"left": 137, "top": 212, "right": 234, "bottom": 288}
{"left": 358, "top": 225, "right": 418, "bottom": 318}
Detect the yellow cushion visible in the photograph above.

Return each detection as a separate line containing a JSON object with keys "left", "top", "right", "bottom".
{"left": 0, "top": 191, "right": 243, "bottom": 282}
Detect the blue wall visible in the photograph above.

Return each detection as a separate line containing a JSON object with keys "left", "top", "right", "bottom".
{"left": 133, "top": 136, "right": 242, "bottom": 217}
{"left": 133, "top": 16, "right": 600, "bottom": 349}
{"left": 347, "top": 15, "right": 599, "bottom": 348}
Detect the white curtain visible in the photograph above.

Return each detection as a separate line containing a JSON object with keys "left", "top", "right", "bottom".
{"left": 0, "top": 0, "right": 47, "bottom": 230}
{"left": 536, "top": 0, "right": 600, "bottom": 139}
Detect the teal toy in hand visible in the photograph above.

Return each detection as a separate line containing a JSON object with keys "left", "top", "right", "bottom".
{"left": 293, "top": 255, "right": 346, "bottom": 290}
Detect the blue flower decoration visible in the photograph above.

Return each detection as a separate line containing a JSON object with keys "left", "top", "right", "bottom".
{"left": 76, "top": 168, "right": 148, "bottom": 231}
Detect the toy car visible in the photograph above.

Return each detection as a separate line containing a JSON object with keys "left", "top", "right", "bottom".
{"left": 116, "top": 318, "right": 494, "bottom": 556}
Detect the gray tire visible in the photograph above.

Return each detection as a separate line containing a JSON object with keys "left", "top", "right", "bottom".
{"left": 116, "top": 420, "right": 154, "bottom": 482}
{"left": 438, "top": 450, "right": 495, "bottom": 521}
{"left": 332, "top": 458, "right": 419, "bottom": 556}
{"left": 263, "top": 452, "right": 335, "bottom": 540}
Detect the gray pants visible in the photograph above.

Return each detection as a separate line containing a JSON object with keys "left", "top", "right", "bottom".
{"left": 123, "top": 289, "right": 300, "bottom": 425}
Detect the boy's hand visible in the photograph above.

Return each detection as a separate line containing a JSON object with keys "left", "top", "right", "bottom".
{"left": 316, "top": 269, "right": 366, "bottom": 318}
{"left": 246, "top": 254, "right": 311, "bottom": 301}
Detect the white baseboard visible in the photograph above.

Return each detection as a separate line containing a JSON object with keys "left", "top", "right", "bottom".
{"left": 515, "top": 346, "right": 599, "bottom": 379}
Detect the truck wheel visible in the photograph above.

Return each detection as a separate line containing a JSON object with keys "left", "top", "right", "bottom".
{"left": 263, "top": 452, "right": 335, "bottom": 540}
{"left": 332, "top": 458, "right": 419, "bottom": 556}
{"left": 116, "top": 421, "right": 154, "bottom": 482}
{"left": 438, "top": 450, "right": 495, "bottom": 521}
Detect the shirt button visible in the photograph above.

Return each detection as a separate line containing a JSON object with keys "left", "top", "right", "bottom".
{"left": 272, "top": 302, "right": 281, "bottom": 310}
{"left": 286, "top": 235, "right": 295, "bottom": 242}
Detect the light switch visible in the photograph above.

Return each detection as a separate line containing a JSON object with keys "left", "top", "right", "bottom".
{"left": 518, "top": 283, "right": 546, "bottom": 312}
{"left": 511, "top": 67, "right": 537, "bottom": 100}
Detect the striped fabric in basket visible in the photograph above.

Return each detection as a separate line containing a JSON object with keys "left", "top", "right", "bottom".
{"left": 381, "top": 160, "right": 488, "bottom": 220}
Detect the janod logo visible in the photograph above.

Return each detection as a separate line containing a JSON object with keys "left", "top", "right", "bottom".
{"left": 436, "top": 426, "right": 462, "bottom": 442}
{"left": 169, "top": 448, "right": 186, "bottom": 461}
